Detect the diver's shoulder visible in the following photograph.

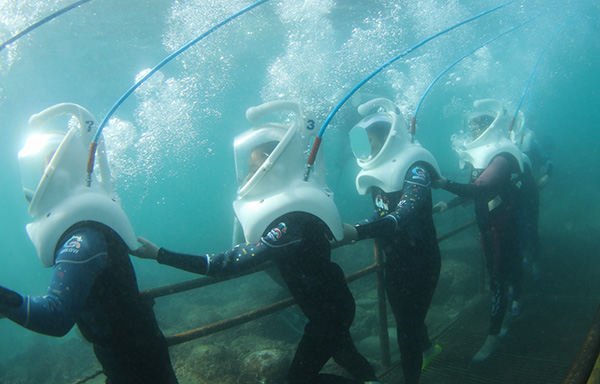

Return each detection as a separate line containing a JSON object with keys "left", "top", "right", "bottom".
{"left": 55, "top": 226, "right": 107, "bottom": 263}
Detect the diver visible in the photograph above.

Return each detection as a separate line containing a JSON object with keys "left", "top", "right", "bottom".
{"left": 0, "top": 104, "right": 178, "bottom": 384}
{"left": 133, "top": 101, "right": 381, "bottom": 384}
{"left": 433, "top": 99, "right": 524, "bottom": 362}
{"left": 340, "top": 98, "right": 442, "bottom": 384}
{"left": 511, "top": 122, "right": 553, "bottom": 284}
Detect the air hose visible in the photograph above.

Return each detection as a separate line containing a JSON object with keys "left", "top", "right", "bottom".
{"left": 304, "top": 0, "right": 517, "bottom": 181}
{"left": 86, "top": 0, "right": 271, "bottom": 184}
{"left": 411, "top": 18, "right": 535, "bottom": 140}
{"left": 0, "top": 0, "right": 94, "bottom": 52}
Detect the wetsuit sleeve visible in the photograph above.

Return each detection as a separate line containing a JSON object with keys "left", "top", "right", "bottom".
{"left": 0, "top": 228, "right": 108, "bottom": 337}
{"left": 158, "top": 222, "right": 302, "bottom": 277}
{"left": 443, "top": 156, "right": 510, "bottom": 200}
{"left": 355, "top": 165, "right": 431, "bottom": 239}
{"left": 0, "top": 286, "right": 23, "bottom": 308}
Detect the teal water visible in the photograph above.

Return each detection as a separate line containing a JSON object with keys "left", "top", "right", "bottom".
{"left": 0, "top": 0, "right": 599, "bottom": 381}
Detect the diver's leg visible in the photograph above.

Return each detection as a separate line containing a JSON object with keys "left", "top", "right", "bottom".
{"left": 385, "top": 258, "right": 430, "bottom": 384}
{"left": 473, "top": 272, "right": 507, "bottom": 362}
{"left": 333, "top": 329, "right": 377, "bottom": 382}
{"left": 289, "top": 321, "right": 365, "bottom": 384}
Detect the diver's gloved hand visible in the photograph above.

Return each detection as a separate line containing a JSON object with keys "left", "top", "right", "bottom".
{"left": 0, "top": 286, "right": 23, "bottom": 308}
{"left": 537, "top": 174, "right": 550, "bottom": 189}
{"left": 331, "top": 223, "right": 359, "bottom": 249}
{"left": 433, "top": 201, "right": 448, "bottom": 214}
{"left": 131, "top": 237, "right": 160, "bottom": 260}
{"left": 431, "top": 176, "right": 447, "bottom": 189}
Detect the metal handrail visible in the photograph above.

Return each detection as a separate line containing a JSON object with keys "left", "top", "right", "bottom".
{"left": 70, "top": 220, "right": 478, "bottom": 384}
{"left": 141, "top": 220, "right": 477, "bottom": 301}
{"left": 146, "top": 220, "right": 478, "bottom": 351}
{"left": 72, "top": 217, "right": 600, "bottom": 384}
{"left": 165, "top": 263, "right": 378, "bottom": 347}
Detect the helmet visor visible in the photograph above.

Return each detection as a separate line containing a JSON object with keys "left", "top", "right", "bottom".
{"left": 466, "top": 112, "right": 495, "bottom": 141}
{"left": 233, "top": 127, "right": 283, "bottom": 188}
{"left": 17, "top": 133, "right": 64, "bottom": 203}
{"left": 349, "top": 114, "right": 392, "bottom": 161}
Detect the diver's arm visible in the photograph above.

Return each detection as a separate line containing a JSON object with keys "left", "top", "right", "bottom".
{"left": 158, "top": 223, "right": 300, "bottom": 277}
{"left": 354, "top": 165, "right": 431, "bottom": 239}
{"left": 0, "top": 286, "right": 23, "bottom": 308}
{"left": 444, "top": 156, "right": 509, "bottom": 199}
{"left": 134, "top": 237, "right": 218, "bottom": 275}
{"left": 0, "top": 228, "right": 107, "bottom": 337}
{"left": 0, "top": 287, "right": 22, "bottom": 322}
{"left": 157, "top": 243, "right": 271, "bottom": 277}
{"left": 442, "top": 179, "right": 478, "bottom": 199}
{"left": 156, "top": 249, "right": 208, "bottom": 274}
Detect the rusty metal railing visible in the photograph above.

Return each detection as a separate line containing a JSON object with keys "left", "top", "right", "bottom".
{"left": 67, "top": 219, "right": 478, "bottom": 384}
{"left": 70, "top": 217, "right": 600, "bottom": 384}
{"left": 140, "top": 219, "right": 478, "bottom": 363}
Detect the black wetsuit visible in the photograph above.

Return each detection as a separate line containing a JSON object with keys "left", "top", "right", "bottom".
{"left": 0, "top": 224, "right": 178, "bottom": 384}
{"left": 157, "top": 212, "right": 377, "bottom": 384}
{"left": 443, "top": 154, "right": 522, "bottom": 335}
{"left": 354, "top": 163, "right": 441, "bottom": 384}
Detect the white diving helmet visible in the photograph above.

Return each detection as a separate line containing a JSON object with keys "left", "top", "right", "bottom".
{"left": 508, "top": 109, "right": 533, "bottom": 170}
{"left": 232, "top": 100, "right": 343, "bottom": 244}
{"left": 17, "top": 103, "right": 137, "bottom": 267}
{"left": 349, "top": 98, "right": 440, "bottom": 194}
{"left": 451, "top": 99, "right": 524, "bottom": 172}
{"left": 518, "top": 129, "right": 534, "bottom": 154}
{"left": 508, "top": 110, "right": 535, "bottom": 153}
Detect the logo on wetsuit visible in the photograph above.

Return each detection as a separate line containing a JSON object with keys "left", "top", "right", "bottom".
{"left": 472, "top": 169, "right": 483, "bottom": 180}
{"left": 412, "top": 166, "right": 427, "bottom": 182}
{"left": 375, "top": 194, "right": 390, "bottom": 212}
{"left": 267, "top": 222, "right": 287, "bottom": 242}
{"left": 63, "top": 235, "right": 83, "bottom": 254}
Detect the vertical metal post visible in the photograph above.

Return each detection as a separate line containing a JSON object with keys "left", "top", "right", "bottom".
{"left": 375, "top": 239, "right": 391, "bottom": 367}
{"left": 586, "top": 353, "right": 600, "bottom": 384}
{"left": 563, "top": 305, "right": 600, "bottom": 384}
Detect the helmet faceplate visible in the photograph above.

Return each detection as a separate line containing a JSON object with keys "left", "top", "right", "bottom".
{"left": 350, "top": 98, "right": 440, "bottom": 194}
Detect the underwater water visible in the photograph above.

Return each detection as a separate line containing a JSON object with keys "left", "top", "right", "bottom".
{"left": 0, "top": 0, "right": 599, "bottom": 383}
